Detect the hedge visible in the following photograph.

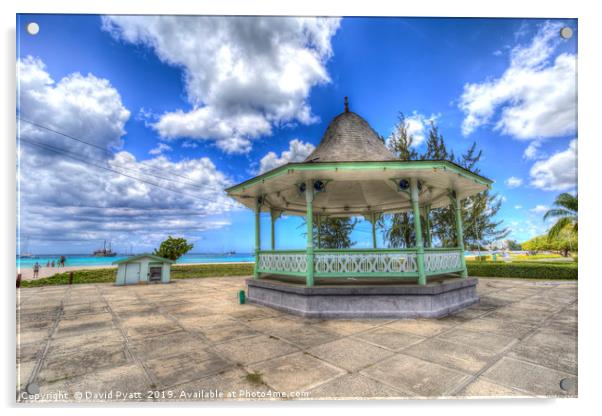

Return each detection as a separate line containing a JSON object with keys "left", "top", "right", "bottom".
{"left": 19, "top": 263, "right": 254, "bottom": 288}
{"left": 466, "top": 260, "right": 577, "bottom": 280}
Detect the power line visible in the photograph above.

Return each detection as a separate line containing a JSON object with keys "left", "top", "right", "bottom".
{"left": 20, "top": 138, "right": 223, "bottom": 203}
{"left": 21, "top": 127, "right": 214, "bottom": 191}
{"left": 17, "top": 116, "right": 223, "bottom": 190}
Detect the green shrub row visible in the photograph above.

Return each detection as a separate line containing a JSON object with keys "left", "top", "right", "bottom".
{"left": 19, "top": 263, "right": 255, "bottom": 288}
{"left": 466, "top": 260, "right": 577, "bottom": 280}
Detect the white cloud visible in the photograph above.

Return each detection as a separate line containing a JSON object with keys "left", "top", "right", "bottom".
{"left": 530, "top": 139, "right": 577, "bottom": 191}
{"left": 505, "top": 176, "right": 523, "bottom": 188}
{"left": 148, "top": 142, "right": 172, "bottom": 155}
{"left": 181, "top": 141, "right": 198, "bottom": 149}
{"left": 459, "top": 21, "right": 576, "bottom": 140}
{"left": 530, "top": 205, "right": 549, "bottom": 215}
{"left": 102, "top": 16, "right": 341, "bottom": 154}
{"left": 258, "top": 139, "right": 315, "bottom": 174}
{"left": 17, "top": 57, "right": 237, "bottom": 250}
{"left": 18, "top": 56, "right": 130, "bottom": 155}
{"left": 405, "top": 112, "right": 440, "bottom": 147}
{"left": 514, "top": 205, "right": 523, "bottom": 209}
{"left": 523, "top": 140, "right": 547, "bottom": 160}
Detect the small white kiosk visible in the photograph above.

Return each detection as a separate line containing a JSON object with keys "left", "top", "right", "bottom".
{"left": 114, "top": 254, "right": 174, "bottom": 285}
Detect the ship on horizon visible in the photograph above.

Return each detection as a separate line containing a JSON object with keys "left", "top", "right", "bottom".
{"left": 93, "top": 240, "right": 116, "bottom": 257}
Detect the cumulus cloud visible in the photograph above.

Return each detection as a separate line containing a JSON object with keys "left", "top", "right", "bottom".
{"left": 529, "top": 139, "right": 577, "bottom": 191}
{"left": 523, "top": 140, "right": 547, "bottom": 160}
{"left": 530, "top": 205, "right": 549, "bottom": 215}
{"left": 459, "top": 21, "right": 576, "bottom": 140}
{"left": 148, "top": 142, "right": 172, "bottom": 155}
{"left": 258, "top": 139, "right": 315, "bottom": 174}
{"left": 102, "top": 16, "right": 341, "bottom": 154}
{"left": 18, "top": 56, "right": 131, "bottom": 155}
{"left": 17, "top": 57, "right": 236, "bottom": 251}
{"left": 505, "top": 176, "right": 523, "bottom": 188}
{"left": 514, "top": 205, "right": 523, "bottom": 209}
{"left": 405, "top": 112, "right": 440, "bottom": 147}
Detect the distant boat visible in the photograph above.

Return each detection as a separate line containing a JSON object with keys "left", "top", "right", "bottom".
{"left": 227, "top": 250, "right": 236, "bottom": 255}
{"left": 93, "top": 240, "right": 117, "bottom": 257}
{"left": 18, "top": 236, "right": 37, "bottom": 258}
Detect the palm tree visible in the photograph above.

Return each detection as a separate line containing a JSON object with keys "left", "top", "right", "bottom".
{"left": 544, "top": 193, "right": 578, "bottom": 240}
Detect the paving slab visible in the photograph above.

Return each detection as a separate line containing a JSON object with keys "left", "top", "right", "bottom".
{"left": 249, "top": 352, "right": 345, "bottom": 392}
{"left": 40, "top": 363, "right": 152, "bottom": 403}
{"left": 144, "top": 350, "right": 233, "bottom": 388}
{"left": 54, "top": 313, "right": 115, "bottom": 337}
{"left": 458, "top": 378, "right": 530, "bottom": 397}
{"left": 402, "top": 338, "right": 500, "bottom": 373}
{"left": 169, "top": 367, "right": 275, "bottom": 401}
{"left": 481, "top": 357, "right": 577, "bottom": 397}
{"left": 308, "top": 337, "right": 394, "bottom": 371}
{"left": 308, "top": 373, "right": 404, "bottom": 399}
{"left": 38, "top": 342, "right": 131, "bottom": 383}
{"left": 353, "top": 327, "right": 425, "bottom": 351}
{"left": 384, "top": 319, "right": 456, "bottom": 337}
{"left": 435, "top": 328, "right": 516, "bottom": 353}
{"left": 309, "top": 319, "right": 385, "bottom": 336}
{"left": 456, "top": 316, "right": 536, "bottom": 339}
{"left": 360, "top": 353, "right": 469, "bottom": 397}
{"left": 508, "top": 328, "right": 577, "bottom": 375}
{"left": 128, "top": 330, "right": 206, "bottom": 360}
{"left": 199, "top": 323, "right": 260, "bottom": 344}
{"left": 120, "top": 314, "right": 182, "bottom": 339}
{"left": 215, "top": 335, "right": 300, "bottom": 365}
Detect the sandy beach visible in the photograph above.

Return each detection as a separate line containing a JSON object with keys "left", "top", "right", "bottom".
{"left": 17, "top": 262, "right": 253, "bottom": 281}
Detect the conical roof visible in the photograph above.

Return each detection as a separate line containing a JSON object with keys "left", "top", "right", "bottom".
{"left": 304, "top": 104, "right": 397, "bottom": 163}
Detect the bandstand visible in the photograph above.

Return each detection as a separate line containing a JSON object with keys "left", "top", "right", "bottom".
{"left": 226, "top": 100, "right": 492, "bottom": 318}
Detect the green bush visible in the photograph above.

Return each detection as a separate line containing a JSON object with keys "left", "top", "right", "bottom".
{"left": 467, "top": 260, "right": 577, "bottom": 280}
{"left": 475, "top": 255, "right": 490, "bottom": 262}
{"left": 20, "top": 268, "right": 117, "bottom": 287}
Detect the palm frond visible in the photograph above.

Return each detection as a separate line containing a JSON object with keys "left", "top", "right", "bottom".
{"left": 554, "top": 193, "right": 578, "bottom": 213}
{"left": 547, "top": 217, "right": 573, "bottom": 241}
{"left": 543, "top": 208, "right": 573, "bottom": 220}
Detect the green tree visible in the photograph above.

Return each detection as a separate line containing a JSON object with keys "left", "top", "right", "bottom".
{"left": 522, "top": 226, "right": 577, "bottom": 256}
{"left": 544, "top": 193, "right": 578, "bottom": 240}
{"left": 386, "top": 113, "right": 418, "bottom": 248}
{"left": 386, "top": 117, "right": 509, "bottom": 248}
{"left": 154, "top": 236, "right": 193, "bottom": 261}
{"left": 314, "top": 217, "right": 357, "bottom": 248}
{"left": 505, "top": 239, "right": 522, "bottom": 251}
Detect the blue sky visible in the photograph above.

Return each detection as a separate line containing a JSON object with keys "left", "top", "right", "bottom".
{"left": 16, "top": 15, "right": 577, "bottom": 254}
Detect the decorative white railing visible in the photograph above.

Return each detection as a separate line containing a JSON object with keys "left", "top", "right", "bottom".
{"left": 424, "top": 249, "right": 463, "bottom": 273}
{"left": 314, "top": 251, "right": 418, "bottom": 275}
{"left": 257, "top": 248, "right": 464, "bottom": 278}
{"left": 257, "top": 251, "right": 307, "bottom": 274}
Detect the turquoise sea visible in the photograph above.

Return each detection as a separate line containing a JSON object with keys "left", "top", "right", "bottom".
{"left": 17, "top": 253, "right": 254, "bottom": 268}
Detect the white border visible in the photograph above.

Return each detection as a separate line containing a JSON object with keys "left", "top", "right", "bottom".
{"left": 2, "top": 1, "right": 600, "bottom": 415}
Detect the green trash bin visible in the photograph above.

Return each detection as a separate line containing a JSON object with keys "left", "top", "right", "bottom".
{"left": 238, "top": 290, "right": 246, "bottom": 305}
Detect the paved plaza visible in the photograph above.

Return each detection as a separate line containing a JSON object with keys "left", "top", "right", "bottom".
{"left": 17, "top": 276, "right": 577, "bottom": 402}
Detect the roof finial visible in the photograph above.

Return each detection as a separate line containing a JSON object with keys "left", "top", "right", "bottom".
{"left": 344, "top": 96, "right": 349, "bottom": 113}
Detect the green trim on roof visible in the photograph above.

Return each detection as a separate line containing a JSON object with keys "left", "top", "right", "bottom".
{"left": 225, "top": 160, "right": 493, "bottom": 194}
{"left": 112, "top": 254, "right": 175, "bottom": 265}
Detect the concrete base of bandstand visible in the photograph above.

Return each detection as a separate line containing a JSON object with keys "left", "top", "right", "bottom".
{"left": 246, "top": 275, "right": 479, "bottom": 319}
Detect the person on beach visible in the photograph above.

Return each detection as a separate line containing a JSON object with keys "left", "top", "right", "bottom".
{"left": 51, "top": 260, "right": 55, "bottom": 268}
{"left": 46, "top": 261, "right": 50, "bottom": 267}
{"left": 33, "top": 262, "right": 40, "bottom": 279}
{"left": 60, "top": 256, "right": 65, "bottom": 267}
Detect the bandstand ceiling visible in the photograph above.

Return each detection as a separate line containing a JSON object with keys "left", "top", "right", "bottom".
{"left": 226, "top": 160, "right": 492, "bottom": 216}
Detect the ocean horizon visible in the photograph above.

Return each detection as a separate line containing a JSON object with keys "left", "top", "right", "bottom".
{"left": 17, "top": 253, "right": 255, "bottom": 268}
